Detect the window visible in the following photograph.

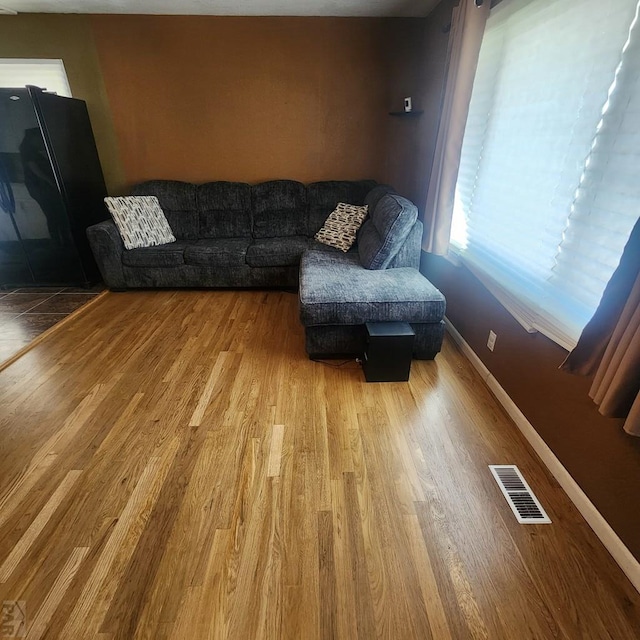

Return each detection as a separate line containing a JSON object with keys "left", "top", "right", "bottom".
{"left": 450, "top": 0, "right": 640, "bottom": 350}
{"left": 0, "top": 59, "right": 71, "bottom": 97}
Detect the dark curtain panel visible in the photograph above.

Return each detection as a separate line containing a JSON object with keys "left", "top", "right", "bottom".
{"left": 561, "top": 217, "right": 640, "bottom": 436}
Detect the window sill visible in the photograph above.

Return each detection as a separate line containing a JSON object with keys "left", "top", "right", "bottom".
{"left": 448, "top": 248, "right": 579, "bottom": 352}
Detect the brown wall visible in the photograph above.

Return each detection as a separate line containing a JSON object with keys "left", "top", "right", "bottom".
{"left": 0, "top": 14, "right": 124, "bottom": 193}
{"left": 385, "top": 0, "right": 454, "bottom": 207}
{"left": 90, "top": 16, "right": 405, "bottom": 189}
{"left": 413, "top": 2, "right": 640, "bottom": 560}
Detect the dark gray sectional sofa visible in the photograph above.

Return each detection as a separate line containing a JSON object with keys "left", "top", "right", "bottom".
{"left": 87, "top": 178, "right": 446, "bottom": 360}
{"left": 87, "top": 179, "right": 377, "bottom": 289}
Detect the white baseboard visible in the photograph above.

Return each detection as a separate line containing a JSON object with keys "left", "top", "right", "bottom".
{"left": 444, "top": 317, "right": 640, "bottom": 595}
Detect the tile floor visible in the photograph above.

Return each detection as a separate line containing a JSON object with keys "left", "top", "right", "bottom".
{"left": 0, "top": 285, "right": 104, "bottom": 363}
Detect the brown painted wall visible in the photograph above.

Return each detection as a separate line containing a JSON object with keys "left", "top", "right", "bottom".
{"left": 385, "top": 0, "right": 455, "bottom": 207}
{"left": 413, "top": 2, "right": 640, "bottom": 560}
{"left": 0, "top": 14, "right": 124, "bottom": 193}
{"left": 90, "top": 16, "right": 403, "bottom": 189}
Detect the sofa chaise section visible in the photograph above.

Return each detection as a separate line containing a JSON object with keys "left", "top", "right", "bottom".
{"left": 298, "top": 188, "right": 446, "bottom": 360}
{"left": 299, "top": 248, "right": 445, "bottom": 359}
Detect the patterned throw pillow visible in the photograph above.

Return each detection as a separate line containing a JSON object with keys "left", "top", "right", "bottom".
{"left": 104, "top": 196, "right": 176, "bottom": 250}
{"left": 314, "top": 203, "right": 368, "bottom": 252}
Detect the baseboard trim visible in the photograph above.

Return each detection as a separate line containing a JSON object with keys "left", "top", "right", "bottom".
{"left": 444, "top": 317, "right": 640, "bottom": 595}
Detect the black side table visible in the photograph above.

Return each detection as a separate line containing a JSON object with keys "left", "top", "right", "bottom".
{"left": 363, "top": 322, "right": 415, "bottom": 382}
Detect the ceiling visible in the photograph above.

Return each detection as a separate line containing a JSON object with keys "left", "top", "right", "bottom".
{"left": 0, "top": 0, "right": 441, "bottom": 17}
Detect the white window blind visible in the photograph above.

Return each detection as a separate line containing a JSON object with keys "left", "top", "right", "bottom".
{"left": 450, "top": 0, "right": 640, "bottom": 350}
{"left": 0, "top": 59, "right": 71, "bottom": 97}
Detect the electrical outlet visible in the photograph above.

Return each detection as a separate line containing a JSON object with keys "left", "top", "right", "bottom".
{"left": 487, "top": 330, "right": 497, "bottom": 351}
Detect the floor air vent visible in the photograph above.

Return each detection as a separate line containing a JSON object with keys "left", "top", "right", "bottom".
{"left": 489, "top": 465, "right": 551, "bottom": 524}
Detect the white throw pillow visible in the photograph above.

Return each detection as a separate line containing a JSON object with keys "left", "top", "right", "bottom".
{"left": 314, "top": 202, "right": 368, "bottom": 252}
{"left": 104, "top": 196, "right": 176, "bottom": 250}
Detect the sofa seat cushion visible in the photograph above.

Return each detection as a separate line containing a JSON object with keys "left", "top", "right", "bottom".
{"left": 306, "top": 239, "right": 357, "bottom": 254}
{"left": 246, "top": 236, "right": 310, "bottom": 268}
{"left": 183, "top": 239, "right": 249, "bottom": 267}
{"left": 299, "top": 249, "right": 446, "bottom": 326}
{"left": 122, "top": 242, "right": 189, "bottom": 268}
{"left": 358, "top": 193, "right": 418, "bottom": 270}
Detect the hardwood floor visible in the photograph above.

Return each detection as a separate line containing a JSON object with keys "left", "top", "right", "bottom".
{"left": 0, "top": 289, "right": 638, "bottom": 639}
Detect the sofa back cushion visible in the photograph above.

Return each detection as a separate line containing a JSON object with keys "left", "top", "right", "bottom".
{"left": 131, "top": 181, "right": 198, "bottom": 240}
{"left": 307, "top": 180, "right": 377, "bottom": 236}
{"left": 386, "top": 219, "right": 422, "bottom": 270}
{"left": 252, "top": 180, "right": 307, "bottom": 238}
{"left": 364, "top": 184, "right": 396, "bottom": 213}
{"left": 358, "top": 184, "right": 396, "bottom": 244}
{"left": 358, "top": 193, "right": 418, "bottom": 270}
{"left": 198, "top": 182, "right": 252, "bottom": 238}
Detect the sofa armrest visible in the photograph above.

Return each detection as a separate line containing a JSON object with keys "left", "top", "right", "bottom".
{"left": 86, "top": 220, "right": 127, "bottom": 289}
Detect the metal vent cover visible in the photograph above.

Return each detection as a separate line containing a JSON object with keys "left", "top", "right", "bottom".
{"left": 489, "top": 465, "right": 551, "bottom": 524}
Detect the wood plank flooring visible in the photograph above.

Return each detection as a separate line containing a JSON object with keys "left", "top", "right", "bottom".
{"left": 0, "top": 289, "right": 638, "bottom": 639}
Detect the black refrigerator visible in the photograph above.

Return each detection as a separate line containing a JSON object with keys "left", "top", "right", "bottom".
{"left": 0, "top": 85, "right": 108, "bottom": 287}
